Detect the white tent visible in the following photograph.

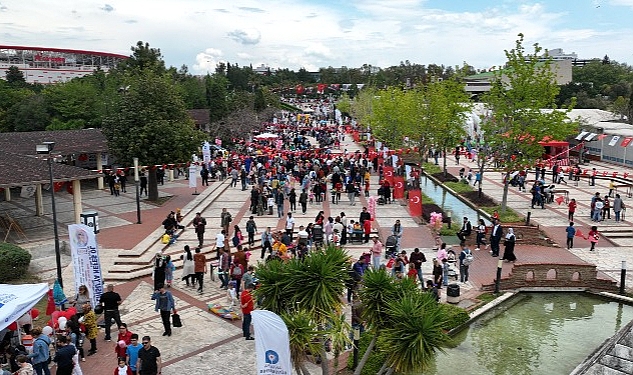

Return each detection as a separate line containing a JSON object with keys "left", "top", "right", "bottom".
{"left": 0, "top": 283, "right": 48, "bottom": 331}
{"left": 254, "top": 132, "right": 279, "bottom": 139}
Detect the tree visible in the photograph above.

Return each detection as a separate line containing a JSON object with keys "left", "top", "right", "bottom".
{"left": 101, "top": 71, "right": 205, "bottom": 201}
{"left": 116, "top": 41, "right": 166, "bottom": 75}
{"left": 255, "top": 246, "right": 351, "bottom": 375}
{"left": 42, "top": 79, "right": 103, "bottom": 129}
{"left": 205, "top": 74, "right": 230, "bottom": 122}
{"left": 5, "top": 93, "right": 50, "bottom": 132}
{"left": 354, "top": 270, "right": 452, "bottom": 375}
{"left": 5, "top": 66, "right": 27, "bottom": 88}
{"left": 480, "top": 34, "right": 577, "bottom": 211}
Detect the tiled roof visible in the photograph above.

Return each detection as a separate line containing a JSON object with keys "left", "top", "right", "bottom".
{"left": 187, "top": 109, "right": 210, "bottom": 125}
{"left": 0, "top": 150, "right": 99, "bottom": 188}
{"left": 0, "top": 128, "right": 108, "bottom": 156}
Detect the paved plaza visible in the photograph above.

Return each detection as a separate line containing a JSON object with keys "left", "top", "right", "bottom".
{"left": 7, "top": 134, "right": 633, "bottom": 374}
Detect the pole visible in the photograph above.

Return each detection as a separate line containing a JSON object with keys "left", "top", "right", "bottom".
{"left": 353, "top": 327, "right": 360, "bottom": 370}
{"left": 620, "top": 260, "right": 627, "bottom": 295}
{"left": 48, "top": 158, "right": 63, "bottom": 288}
{"left": 494, "top": 258, "right": 503, "bottom": 294}
{"left": 133, "top": 158, "right": 142, "bottom": 224}
{"left": 526, "top": 211, "right": 531, "bottom": 226}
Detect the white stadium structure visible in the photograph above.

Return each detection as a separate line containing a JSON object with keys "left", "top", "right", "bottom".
{"left": 0, "top": 45, "right": 127, "bottom": 84}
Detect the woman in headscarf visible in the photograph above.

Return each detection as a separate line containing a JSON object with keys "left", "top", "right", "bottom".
{"left": 502, "top": 228, "right": 517, "bottom": 262}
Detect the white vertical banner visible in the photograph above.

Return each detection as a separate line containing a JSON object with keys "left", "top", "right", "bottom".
{"left": 189, "top": 165, "right": 198, "bottom": 188}
{"left": 202, "top": 141, "right": 211, "bottom": 164}
{"left": 608, "top": 136, "right": 620, "bottom": 147}
{"left": 251, "top": 310, "right": 292, "bottom": 375}
{"left": 68, "top": 224, "right": 103, "bottom": 307}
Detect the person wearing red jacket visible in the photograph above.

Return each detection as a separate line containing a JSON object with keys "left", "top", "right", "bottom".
{"left": 114, "top": 358, "right": 134, "bottom": 375}
{"left": 115, "top": 323, "right": 133, "bottom": 360}
{"left": 240, "top": 284, "right": 255, "bottom": 340}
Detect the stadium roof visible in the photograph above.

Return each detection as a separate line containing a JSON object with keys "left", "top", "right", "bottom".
{"left": 0, "top": 45, "right": 128, "bottom": 60}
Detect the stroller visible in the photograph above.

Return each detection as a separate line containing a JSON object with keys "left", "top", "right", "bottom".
{"left": 312, "top": 225, "right": 324, "bottom": 248}
{"left": 446, "top": 249, "right": 459, "bottom": 281}
{"left": 385, "top": 235, "right": 398, "bottom": 258}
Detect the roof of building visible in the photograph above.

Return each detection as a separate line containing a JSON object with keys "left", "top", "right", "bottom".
{"left": 0, "top": 129, "right": 106, "bottom": 187}
{"left": 0, "top": 150, "right": 99, "bottom": 188}
{"left": 0, "top": 45, "right": 128, "bottom": 59}
{"left": 0, "top": 128, "right": 108, "bottom": 156}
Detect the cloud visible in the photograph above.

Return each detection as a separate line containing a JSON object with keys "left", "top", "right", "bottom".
{"left": 237, "top": 52, "right": 252, "bottom": 59}
{"left": 238, "top": 7, "right": 264, "bottom": 13}
{"left": 228, "top": 28, "right": 261, "bottom": 45}
{"left": 100, "top": 4, "right": 114, "bottom": 12}
{"left": 124, "top": 19, "right": 138, "bottom": 24}
{"left": 304, "top": 43, "right": 332, "bottom": 58}
{"left": 194, "top": 48, "right": 224, "bottom": 73}
{"left": 0, "top": 3, "right": 7, "bottom": 11}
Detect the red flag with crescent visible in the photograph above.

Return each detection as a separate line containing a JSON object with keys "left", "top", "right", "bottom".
{"left": 408, "top": 189, "right": 422, "bottom": 217}
{"left": 383, "top": 166, "right": 394, "bottom": 185}
{"left": 555, "top": 195, "right": 564, "bottom": 205}
{"left": 393, "top": 176, "right": 405, "bottom": 199}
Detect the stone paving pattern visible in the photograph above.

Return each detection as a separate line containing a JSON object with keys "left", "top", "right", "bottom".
{"left": 7, "top": 133, "right": 633, "bottom": 374}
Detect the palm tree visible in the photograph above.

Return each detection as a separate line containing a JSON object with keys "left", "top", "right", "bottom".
{"left": 281, "top": 309, "right": 325, "bottom": 375}
{"left": 380, "top": 292, "right": 452, "bottom": 374}
{"left": 255, "top": 245, "right": 350, "bottom": 375}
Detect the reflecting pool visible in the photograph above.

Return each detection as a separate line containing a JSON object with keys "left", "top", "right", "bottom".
{"left": 424, "top": 293, "right": 633, "bottom": 375}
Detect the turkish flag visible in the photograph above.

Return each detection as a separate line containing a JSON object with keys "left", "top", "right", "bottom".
{"left": 383, "top": 166, "right": 394, "bottom": 185}
{"left": 393, "top": 176, "right": 405, "bottom": 199}
{"left": 53, "top": 182, "right": 65, "bottom": 192}
{"left": 46, "top": 289, "right": 56, "bottom": 315}
{"left": 575, "top": 228, "right": 584, "bottom": 238}
{"left": 408, "top": 189, "right": 422, "bottom": 217}
{"left": 296, "top": 84, "right": 304, "bottom": 95}
{"left": 555, "top": 195, "right": 564, "bottom": 205}
{"left": 317, "top": 83, "right": 326, "bottom": 94}
{"left": 621, "top": 137, "right": 633, "bottom": 147}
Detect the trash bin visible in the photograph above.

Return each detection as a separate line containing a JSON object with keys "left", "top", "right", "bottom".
{"left": 446, "top": 283, "right": 460, "bottom": 304}
{"left": 80, "top": 210, "right": 99, "bottom": 234}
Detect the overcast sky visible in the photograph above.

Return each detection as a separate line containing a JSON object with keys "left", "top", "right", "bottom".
{"left": 1, "top": 0, "right": 632, "bottom": 74}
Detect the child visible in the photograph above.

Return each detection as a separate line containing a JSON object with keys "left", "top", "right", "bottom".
{"left": 407, "top": 262, "right": 418, "bottom": 281}
{"left": 114, "top": 358, "right": 134, "bottom": 375}
{"left": 227, "top": 280, "right": 238, "bottom": 309}
{"left": 164, "top": 255, "right": 175, "bottom": 287}
{"left": 15, "top": 355, "right": 34, "bottom": 375}
{"left": 309, "top": 191, "right": 315, "bottom": 204}
{"left": 568, "top": 198, "right": 577, "bottom": 221}
{"left": 586, "top": 225, "right": 600, "bottom": 251}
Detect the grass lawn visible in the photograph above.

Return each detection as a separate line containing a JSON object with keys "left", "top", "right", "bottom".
{"left": 481, "top": 206, "right": 523, "bottom": 222}
{"left": 444, "top": 181, "right": 474, "bottom": 194}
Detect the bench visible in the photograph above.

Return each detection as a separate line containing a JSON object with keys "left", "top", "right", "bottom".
{"left": 614, "top": 184, "right": 633, "bottom": 198}
{"left": 552, "top": 189, "right": 569, "bottom": 204}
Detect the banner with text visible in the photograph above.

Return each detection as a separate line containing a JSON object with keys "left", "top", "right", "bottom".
{"left": 68, "top": 224, "right": 104, "bottom": 307}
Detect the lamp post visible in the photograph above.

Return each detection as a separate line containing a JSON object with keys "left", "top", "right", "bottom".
{"left": 133, "top": 157, "right": 142, "bottom": 224}
{"left": 36, "top": 141, "right": 63, "bottom": 288}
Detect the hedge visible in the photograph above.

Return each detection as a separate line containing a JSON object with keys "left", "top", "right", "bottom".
{"left": 0, "top": 242, "right": 32, "bottom": 282}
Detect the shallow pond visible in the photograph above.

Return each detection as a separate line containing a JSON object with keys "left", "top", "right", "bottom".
{"left": 423, "top": 292, "right": 633, "bottom": 375}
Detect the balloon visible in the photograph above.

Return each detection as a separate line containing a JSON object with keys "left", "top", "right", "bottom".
{"left": 8, "top": 322, "right": 17, "bottom": 331}
{"left": 58, "top": 317, "right": 67, "bottom": 330}
{"left": 66, "top": 307, "right": 77, "bottom": 317}
{"left": 30, "top": 308, "right": 40, "bottom": 320}
{"left": 118, "top": 340, "right": 126, "bottom": 348}
{"left": 62, "top": 310, "right": 74, "bottom": 320}
{"left": 42, "top": 326, "right": 53, "bottom": 336}
{"left": 51, "top": 310, "right": 62, "bottom": 324}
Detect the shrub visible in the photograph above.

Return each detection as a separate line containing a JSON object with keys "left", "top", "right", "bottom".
{"left": 444, "top": 181, "right": 474, "bottom": 194}
{"left": 422, "top": 162, "right": 441, "bottom": 175}
{"left": 438, "top": 303, "right": 470, "bottom": 331}
{"left": 347, "top": 331, "right": 386, "bottom": 375}
{"left": 481, "top": 206, "right": 523, "bottom": 222}
{"left": 0, "top": 243, "right": 32, "bottom": 282}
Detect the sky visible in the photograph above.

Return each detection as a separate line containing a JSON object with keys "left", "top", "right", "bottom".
{"left": 1, "top": 0, "right": 632, "bottom": 74}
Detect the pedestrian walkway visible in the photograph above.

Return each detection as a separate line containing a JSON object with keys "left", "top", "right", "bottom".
{"left": 23, "top": 136, "right": 633, "bottom": 375}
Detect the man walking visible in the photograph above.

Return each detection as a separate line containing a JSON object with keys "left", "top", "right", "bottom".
{"left": 220, "top": 208, "right": 232, "bottom": 235}
{"left": 193, "top": 247, "right": 207, "bottom": 293}
{"left": 193, "top": 212, "right": 207, "bottom": 248}
{"left": 53, "top": 336, "right": 76, "bottom": 375}
{"left": 246, "top": 216, "right": 257, "bottom": 247}
{"left": 261, "top": 227, "right": 273, "bottom": 259}
{"left": 137, "top": 336, "right": 161, "bottom": 375}
{"left": 489, "top": 219, "right": 503, "bottom": 257}
{"left": 151, "top": 284, "right": 175, "bottom": 337}
{"left": 285, "top": 212, "right": 295, "bottom": 241}
{"left": 241, "top": 284, "right": 255, "bottom": 340}
{"left": 409, "top": 247, "right": 426, "bottom": 284}
{"left": 99, "top": 284, "right": 123, "bottom": 342}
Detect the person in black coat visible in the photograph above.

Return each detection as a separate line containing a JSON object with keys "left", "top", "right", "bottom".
{"left": 456, "top": 217, "right": 472, "bottom": 242}
{"left": 489, "top": 219, "right": 503, "bottom": 257}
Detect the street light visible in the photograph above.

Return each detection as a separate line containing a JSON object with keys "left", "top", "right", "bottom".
{"left": 36, "top": 141, "right": 63, "bottom": 288}
{"left": 133, "top": 158, "right": 142, "bottom": 224}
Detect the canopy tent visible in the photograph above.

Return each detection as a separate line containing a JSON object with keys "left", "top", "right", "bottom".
{"left": 254, "top": 132, "right": 279, "bottom": 139}
{"left": 0, "top": 283, "right": 48, "bottom": 332}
